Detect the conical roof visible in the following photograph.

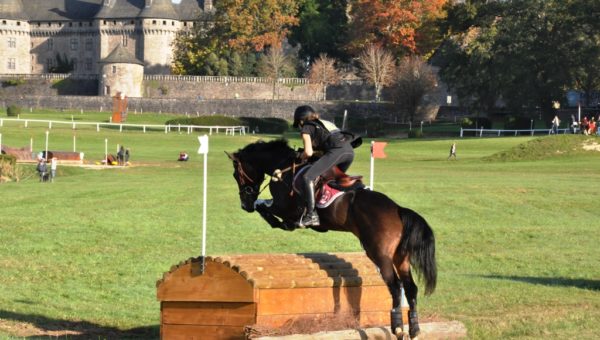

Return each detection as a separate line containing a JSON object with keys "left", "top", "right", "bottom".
{"left": 99, "top": 44, "right": 144, "bottom": 65}
{"left": 0, "top": 0, "right": 27, "bottom": 20}
{"left": 139, "top": 0, "right": 179, "bottom": 20}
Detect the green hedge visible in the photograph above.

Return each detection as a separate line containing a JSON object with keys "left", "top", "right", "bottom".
{"left": 165, "top": 115, "right": 289, "bottom": 134}
{"left": 6, "top": 105, "right": 21, "bottom": 117}
{"left": 504, "top": 116, "right": 534, "bottom": 130}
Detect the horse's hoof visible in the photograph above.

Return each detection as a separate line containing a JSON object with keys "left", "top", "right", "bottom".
{"left": 393, "top": 327, "right": 407, "bottom": 339}
{"left": 409, "top": 329, "right": 421, "bottom": 339}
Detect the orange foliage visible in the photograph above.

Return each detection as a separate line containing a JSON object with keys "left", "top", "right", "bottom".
{"left": 348, "top": 0, "right": 446, "bottom": 56}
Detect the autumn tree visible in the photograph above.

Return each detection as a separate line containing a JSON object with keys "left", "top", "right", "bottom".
{"left": 257, "top": 46, "right": 298, "bottom": 100}
{"left": 357, "top": 45, "right": 396, "bottom": 102}
{"left": 214, "top": 0, "right": 301, "bottom": 52}
{"left": 347, "top": 0, "right": 447, "bottom": 57}
{"left": 393, "top": 56, "right": 438, "bottom": 122}
{"left": 307, "top": 54, "right": 341, "bottom": 100}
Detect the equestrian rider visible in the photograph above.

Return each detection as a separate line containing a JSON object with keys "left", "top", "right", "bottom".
{"left": 293, "top": 105, "right": 354, "bottom": 227}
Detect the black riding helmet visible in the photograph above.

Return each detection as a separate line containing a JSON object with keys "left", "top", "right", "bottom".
{"left": 293, "top": 105, "right": 316, "bottom": 128}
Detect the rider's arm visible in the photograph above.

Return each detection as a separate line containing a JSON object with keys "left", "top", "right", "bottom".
{"left": 302, "top": 133, "right": 313, "bottom": 158}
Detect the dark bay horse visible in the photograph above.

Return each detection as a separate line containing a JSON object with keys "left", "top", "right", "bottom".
{"left": 226, "top": 139, "right": 436, "bottom": 338}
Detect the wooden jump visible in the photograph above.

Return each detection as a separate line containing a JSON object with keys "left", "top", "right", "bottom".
{"left": 156, "top": 252, "right": 408, "bottom": 340}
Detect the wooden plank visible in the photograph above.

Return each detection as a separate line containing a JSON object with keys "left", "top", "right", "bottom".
{"left": 161, "top": 324, "right": 245, "bottom": 340}
{"left": 256, "top": 286, "right": 391, "bottom": 316}
{"left": 161, "top": 302, "right": 256, "bottom": 326}
{"left": 157, "top": 261, "right": 255, "bottom": 302}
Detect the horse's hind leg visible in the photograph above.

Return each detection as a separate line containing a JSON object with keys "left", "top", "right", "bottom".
{"left": 397, "top": 256, "right": 420, "bottom": 338}
{"left": 366, "top": 251, "right": 403, "bottom": 337}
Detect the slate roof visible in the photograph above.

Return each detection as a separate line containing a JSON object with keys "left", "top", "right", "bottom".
{"left": 99, "top": 44, "right": 144, "bottom": 65}
{"left": 0, "top": 0, "right": 206, "bottom": 21}
{"left": 0, "top": 0, "right": 28, "bottom": 20}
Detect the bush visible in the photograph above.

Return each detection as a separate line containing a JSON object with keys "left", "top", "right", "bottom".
{"left": 2, "top": 78, "right": 25, "bottom": 87}
{"left": 504, "top": 116, "right": 534, "bottom": 130}
{"left": 6, "top": 105, "right": 21, "bottom": 117}
{"left": 408, "top": 129, "right": 424, "bottom": 138}
{"left": 0, "top": 154, "right": 17, "bottom": 182}
{"left": 461, "top": 117, "right": 492, "bottom": 129}
{"left": 164, "top": 115, "right": 289, "bottom": 134}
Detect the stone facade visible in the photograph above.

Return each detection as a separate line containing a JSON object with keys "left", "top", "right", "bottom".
{"left": 0, "top": 0, "right": 210, "bottom": 76}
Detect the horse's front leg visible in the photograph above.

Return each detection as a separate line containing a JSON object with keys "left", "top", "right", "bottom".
{"left": 255, "top": 199, "right": 294, "bottom": 231}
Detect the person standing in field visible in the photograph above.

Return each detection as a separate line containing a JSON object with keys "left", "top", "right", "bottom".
{"left": 551, "top": 115, "right": 561, "bottom": 134}
{"left": 448, "top": 142, "right": 457, "bottom": 160}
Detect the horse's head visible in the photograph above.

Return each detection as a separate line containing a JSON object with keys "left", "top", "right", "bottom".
{"left": 225, "top": 151, "right": 265, "bottom": 212}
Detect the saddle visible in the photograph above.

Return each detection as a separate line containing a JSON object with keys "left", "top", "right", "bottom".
{"left": 292, "top": 165, "right": 365, "bottom": 208}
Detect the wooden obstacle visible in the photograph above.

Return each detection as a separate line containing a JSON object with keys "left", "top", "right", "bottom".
{"left": 156, "top": 252, "right": 408, "bottom": 340}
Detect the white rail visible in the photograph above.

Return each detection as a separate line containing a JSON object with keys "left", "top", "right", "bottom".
{"left": 0, "top": 118, "right": 248, "bottom": 136}
{"left": 460, "top": 127, "right": 571, "bottom": 137}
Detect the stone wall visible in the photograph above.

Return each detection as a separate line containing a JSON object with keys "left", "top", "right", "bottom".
{"left": 0, "top": 95, "right": 397, "bottom": 121}
{"left": 0, "top": 78, "right": 98, "bottom": 96}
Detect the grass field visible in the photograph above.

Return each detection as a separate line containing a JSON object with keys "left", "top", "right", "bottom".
{"left": 1, "top": 112, "right": 600, "bottom": 339}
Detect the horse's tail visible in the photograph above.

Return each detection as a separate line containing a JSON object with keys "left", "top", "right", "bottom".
{"left": 398, "top": 206, "right": 437, "bottom": 295}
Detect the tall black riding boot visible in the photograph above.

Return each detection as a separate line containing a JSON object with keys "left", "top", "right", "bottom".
{"left": 299, "top": 181, "right": 320, "bottom": 227}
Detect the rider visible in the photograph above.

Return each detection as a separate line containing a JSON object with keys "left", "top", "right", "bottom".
{"left": 293, "top": 105, "right": 354, "bottom": 227}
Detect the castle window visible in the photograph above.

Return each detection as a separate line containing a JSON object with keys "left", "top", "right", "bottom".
{"left": 8, "top": 37, "right": 16, "bottom": 48}
{"left": 85, "top": 38, "right": 93, "bottom": 51}
{"left": 130, "top": 20, "right": 134, "bottom": 25}
{"left": 47, "top": 38, "right": 53, "bottom": 51}
{"left": 17, "top": 22, "right": 20, "bottom": 26}
{"left": 103, "top": 20, "right": 107, "bottom": 25}
{"left": 79, "top": 22, "right": 83, "bottom": 27}
{"left": 183, "top": 22, "right": 187, "bottom": 27}
{"left": 70, "top": 38, "right": 79, "bottom": 51}
{"left": 172, "top": 21, "right": 175, "bottom": 26}
{"left": 89, "top": 22, "right": 93, "bottom": 26}
{"left": 112, "top": 65, "right": 117, "bottom": 74}
{"left": 2, "top": 20, "right": 6, "bottom": 25}
{"left": 48, "top": 22, "right": 51, "bottom": 27}
{"left": 46, "top": 58, "right": 54, "bottom": 72}
{"left": 8, "top": 58, "right": 16, "bottom": 70}
{"left": 72, "top": 58, "right": 78, "bottom": 71}
{"left": 163, "top": 20, "right": 166, "bottom": 25}
{"left": 85, "top": 58, "right": 92, "bottom": 71}
{"left": 69, "top": 22, "right": 73, "bottom": 27}
{"left": 152, "top": 20, "right": 156, "bottom": 25}
{"left": 113, "top": 21, "right": 116, "bottom": 25}
{"left": 37, "top": 22, "right": 41, "bottom": 27}
{"left": 58, "top": 22, "right": 62, "bottom": 27}
{"left": 122, "top": 34, "right": 128, "bottom": 47}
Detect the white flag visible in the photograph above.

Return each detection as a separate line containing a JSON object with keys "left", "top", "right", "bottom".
{"left": 197, "top": 135, "right": 209, "bottom": 154}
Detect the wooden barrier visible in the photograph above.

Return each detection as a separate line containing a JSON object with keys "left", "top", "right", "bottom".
{"left": 156, "top": 252, "right": 408, "bottom": 340}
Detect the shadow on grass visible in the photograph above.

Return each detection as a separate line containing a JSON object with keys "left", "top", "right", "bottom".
{"left": 0, "top": 310, "right": 158, "bottom": 339}
{"left": 481, "top": 275, "right": 600, "bottom": 291}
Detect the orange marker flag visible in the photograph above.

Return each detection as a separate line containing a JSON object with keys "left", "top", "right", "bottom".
{"left": 371, "top": 141, "right": 387, "bottom": 159}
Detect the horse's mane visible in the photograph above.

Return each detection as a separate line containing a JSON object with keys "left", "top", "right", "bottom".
{"left": 235, "top": 139, "right": 295, "bottom": 161}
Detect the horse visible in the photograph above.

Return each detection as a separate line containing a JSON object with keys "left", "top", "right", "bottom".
{"left": 226, "top": 139, "right": 436, "bottom": 338}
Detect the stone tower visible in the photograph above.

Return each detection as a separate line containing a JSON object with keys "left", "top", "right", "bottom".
{"left": 139, "top": 0, "right": 181, "bottom": 74}
{"left": 98, "top": 44, "right": 144, "bottom": 97}
{"left": 0, "top": 0, "right": 31, "bottom": 74}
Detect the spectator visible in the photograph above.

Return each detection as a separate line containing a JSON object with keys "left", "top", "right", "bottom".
{"left": 447, "top": 142, "right": 457, "bottom": 160}
{"left": 551, "top": 115, "right": 560, "bottom": 134}
{"left": 125, "top": 148, "right": 130, "bottom": 165}
{"left": 117, "top": 146, "right": 125, "bottom": 166}
{"left": 178, "top": 152, "right": 189, "bottom": 161}
{"left": 588, "top": 117, "right": 597, "bottom": 135}
{"left": 36, "top": 158, "right": 48, "bottom": 182}
{"left": 50, "top": 157, "right": 57, "bottom": 182}
{"left": 581, "top": 117, "right": 589, "bottom": 135}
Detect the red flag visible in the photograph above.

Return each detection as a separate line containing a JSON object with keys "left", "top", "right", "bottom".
{"left": 371, "top": 141, "right": 387, "bottom": 159}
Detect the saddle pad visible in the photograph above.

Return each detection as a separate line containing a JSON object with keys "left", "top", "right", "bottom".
{"left": 316, "top": 183, "right": 345, "bottom": 208}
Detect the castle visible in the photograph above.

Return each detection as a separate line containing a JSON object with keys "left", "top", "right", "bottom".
{"left": 0, "top": 0, "right": 212, "bottom": 77}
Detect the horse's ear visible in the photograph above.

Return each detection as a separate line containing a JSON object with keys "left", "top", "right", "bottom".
{"left": 224, "top": 151, "right": 237, "bottom": 161}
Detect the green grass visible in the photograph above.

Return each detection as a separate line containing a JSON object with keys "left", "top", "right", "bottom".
{"left": 1, "top": 115, "right": 600, "bottom": 339}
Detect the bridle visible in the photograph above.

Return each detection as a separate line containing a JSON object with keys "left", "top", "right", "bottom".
{"left": 235, "top": 159, "right": 269, "bottom": 198}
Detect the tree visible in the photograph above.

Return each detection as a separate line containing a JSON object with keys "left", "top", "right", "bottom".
{"left": 49, "top": 53, "right": 74, "bottom": 73}
{"left": 347, "top": 0, "right": 447, "bottom": 57}
{"left": 289, "top": 0, "right": 350, "bottom": 63}
{"left": 357, "top": 45, "right": 396, "bottom": 102}
{"left": 307, "top": 53, "right": 341, "bottom": 100}
{"left": 214, "top": 0, "right": 301, "bottom": 52}
{"left": 257, "top": 46, "right": 298, "bottom": 99}
{"left": 394, "top": 56, "right": 438, "bottom": 122}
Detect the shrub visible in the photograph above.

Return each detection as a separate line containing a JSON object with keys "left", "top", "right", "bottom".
{"left": 504, "top": 116, "right": 534, "bottom": 130}
{"left": 408, "top": 129, "right": 424, "bottom": 138}
{"left": 2, "top": 78, "right": 25, "bottom": 87}
{"left": 461, "top": 117, "right": 492, "bottom": 129}
{"left": 0, "top": 154, "right": 17, "bottom": 182}
{"left": 6, "top": 105, "right": 21, "bottom": 117}
{"left": 165, "top": 115, "right": 289, "bottom": 134}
